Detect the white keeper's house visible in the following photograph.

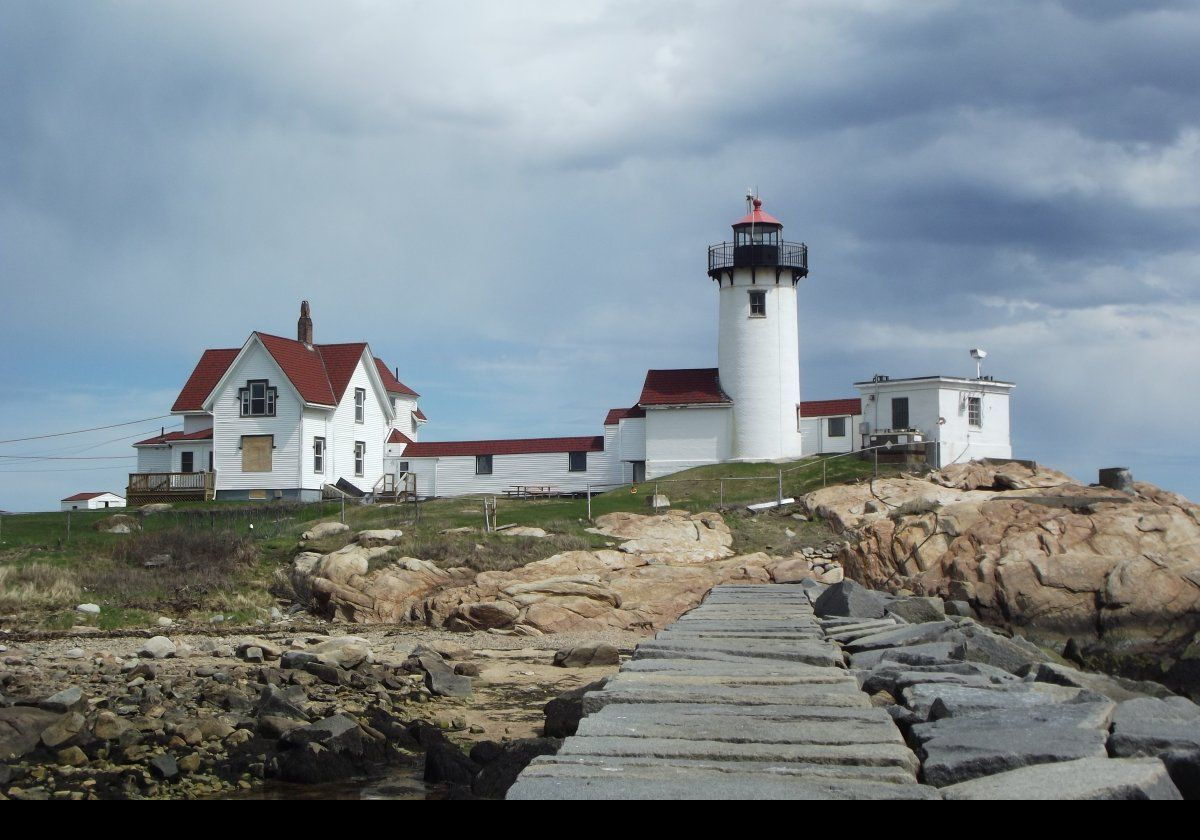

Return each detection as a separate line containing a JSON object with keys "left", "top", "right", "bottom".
{"left": 129, "top": 302, "right": 426, "bottom": 503}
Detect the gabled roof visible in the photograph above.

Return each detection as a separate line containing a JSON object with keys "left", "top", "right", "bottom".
{"left": 800, "top": 398, "right": 862, "bottom": 417}
{"left": 387, "top": 429, "right": 414, "bottom": 445}
{"left": 133, "top": 428, "right": 214, "bottom": 446}
{"left": 638, "top": 368, "right": 731, "bottom": 407}
{"left": 255, "top": 333, "right": 340, "bottom": 405}
{"left": 61, "top": 491, "right": 118, "bottom": 502}
{"left": 172, "top": 349, "right": 240, "bottom": 412}
{"left": 603, "top": 406, "right": 646, "bottom": 425}
{"left": 403, "top": 436, "right": 604, "bottom": 458}
{"left": 374, "top": 358, "right": 419, "bottom": 397}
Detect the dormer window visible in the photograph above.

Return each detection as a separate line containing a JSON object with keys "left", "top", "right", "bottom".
{"left": 354, "top": 388, "right": 366, "bottom": 423}
{"left": 239, "top": 380, "right": 277, "bottom": 417}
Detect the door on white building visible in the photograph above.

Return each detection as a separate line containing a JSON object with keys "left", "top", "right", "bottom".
{"left": 632, "top": 461, "right": 646, "bottom": 484}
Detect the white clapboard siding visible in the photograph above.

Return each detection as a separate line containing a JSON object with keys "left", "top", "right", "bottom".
{"left": 644, "top": 406, "right": 731, "bottom": 479}
{"left": 617, "top": 417, "right": 646, "bottom": 460}
{"left": 324, "top": 353, "right": 391, "bottom": 493}
{"left": 212, "top": 342, "right": 304, "bottom": 492}
{"left": 182, "top": 414, "right": 214, "bottom": 434}
{"left": 136, "top": 446, "right": 171, "bottom": 474}
{"left": 300, "top": 407, "right": 332, "bottom": 492}
{"left": 405, "top": 450, "right": 611, "bottom": 498}
{"left": 800, "top": 415, "right": 860, "bottom": 456}
{"left": 171, "top": 442, "right": 212, "bottom": 472}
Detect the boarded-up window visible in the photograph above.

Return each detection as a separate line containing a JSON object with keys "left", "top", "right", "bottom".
{"left": 241, "top": 435, "right": 273, "bottom": 473}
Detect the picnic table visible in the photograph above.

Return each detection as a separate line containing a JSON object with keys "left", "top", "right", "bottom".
{"left": 504, "top": 485, "right": 559, "bottom": 499}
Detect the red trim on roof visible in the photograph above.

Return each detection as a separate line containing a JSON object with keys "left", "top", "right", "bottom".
{"left": 800, "top": 398, "right": 862, "bottom": 417}
{"left": 603, "top": 406, "right": 646, "bottom": 425}
{"left": 638, "top": 369, "right": 731, "bottom": 407}
{"left": 374, "top": 358, "right": 419, "bottom": 397}
{"left": 134, "top": 428, "right": 214, "bottom": 446}
{"left": 413, "top": 408, "right": 427, "bottom": 422}
{"left": 403, "top": 436, "right": 604, "bottom": 458}
{"left": 387, "top": 429, "right": 413, "bottom": 445}
{"left": 171, "top": 348, "right": 240, "bottom": 412}
{"left": 733, "top": 199, "right": 782, "bottom": 227}
{"left": 61, "top": 492, "right": 113, "bottom": 502}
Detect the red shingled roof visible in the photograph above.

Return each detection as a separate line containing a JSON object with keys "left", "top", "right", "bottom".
{"left": 133, "top": 428, "right": 214, "bottom": 446}
{"left": 387, "top": 429, "right": 413, "bottom": 445}
{"left": 403, "top": 436, "right": 604, "bottom": 458}
{"left": 255, "top": 333, "right": 339, "bottom": 405}
{"left": 603, "top": 406, "right": 646, "bottom": 425}
{"left": 638, "top": 369, "right": 731, "bottom": 407}
{"left": 413, "top": 408, "right": 427, "bottom": 422}
{"left": 171, "top": 348, "right": 240, "bottom": 412}
{"left": 800, "top": 398, "right": 862, "bottom": 417}
{"left": 172, "top": 335, "right": 416, "bottom": 411}
{"left": 374, "top": 358, "right": 419, "bottom": 397}
{"left": 61, "top": 492, "right": 112, "bottom": 502}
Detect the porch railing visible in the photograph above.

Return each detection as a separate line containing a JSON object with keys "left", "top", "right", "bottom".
{"left": 127, "top": 471, "right": 216, "bottom": 495}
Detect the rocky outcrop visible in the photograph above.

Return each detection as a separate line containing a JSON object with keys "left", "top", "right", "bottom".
{"left": 289, "top": 515, "right": 803, "bottom": 635}
{"left": 805, "top": 460, "right": 1200, "bottom": 696}
{"left": 587, "top": 510, "right": 734, "bottom": 563}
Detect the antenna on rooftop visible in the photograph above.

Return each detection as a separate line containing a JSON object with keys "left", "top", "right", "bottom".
{"left": 970, "top": 347, "right": 988, "bottom": 379}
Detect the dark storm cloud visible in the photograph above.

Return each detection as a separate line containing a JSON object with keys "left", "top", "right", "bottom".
{"left": 1, "top": 0, "right": 1198, "bottom": 509}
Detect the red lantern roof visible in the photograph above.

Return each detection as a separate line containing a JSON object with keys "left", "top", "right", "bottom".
{"left": 733, "top": 198, "right": 781, "bottom": 226}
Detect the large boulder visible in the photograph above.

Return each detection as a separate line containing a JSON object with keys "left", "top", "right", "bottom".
{"left": 940, "top": 756, "right": 1182, "bottom": 800}
{"left": 301, "top": 521, "right": 350, "bottom": 540}
{"left": 93, "top": 514, "right": 140, "bottom": 534}
{"left": 1108, "top": 697, "right": 1200, "bottom": 757}
{"left": 814, "top": 580, "right": 893, "bottom": 620}
{"left": 0, "top": 707, "right": 62, "bottom": 761}
{"left": 809, "top": 461, "right": 1200, "bottom": 694}
{"left": 588, "top": 510, "right": 734, "bottom": 563}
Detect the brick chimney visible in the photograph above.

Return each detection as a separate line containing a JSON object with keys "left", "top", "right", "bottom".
{"left": 297, "top": 300, "right": 313, "bottom": 346}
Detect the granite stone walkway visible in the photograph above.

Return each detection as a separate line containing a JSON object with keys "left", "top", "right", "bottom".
{"left": 507, "top": 584, "right": 939, "bottom": 799}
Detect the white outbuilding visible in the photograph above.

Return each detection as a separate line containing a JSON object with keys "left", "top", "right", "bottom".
{"left": 854, "top": 375, "right": 1015, "bottom": 467}
{"left": 61, "top": 492, "right": 126, "bottom": 511}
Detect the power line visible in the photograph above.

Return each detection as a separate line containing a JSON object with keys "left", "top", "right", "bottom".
{"left": 0, "top": 415, "right": 173, "bottom": 445}
{"left": 0, "top": 454, "right": 137, "bottom": 461}
{"left": 15, "top": 424, "right": 183, "bottom": 459}
{"left": 0, "top": 465, "right": 131, "bottom": 474}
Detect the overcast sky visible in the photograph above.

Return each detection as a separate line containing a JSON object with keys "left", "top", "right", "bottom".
{"left": 2, "top": 0, "right": 1198, "bottom": 512}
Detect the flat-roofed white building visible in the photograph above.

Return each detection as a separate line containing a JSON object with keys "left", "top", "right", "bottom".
{"left": 854, "top": 375, "right": 1015, "bottom": 467}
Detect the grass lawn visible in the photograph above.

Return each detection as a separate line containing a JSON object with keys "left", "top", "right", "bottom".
{"left": 0, "top": 453, "right": 902, "bottom": 630}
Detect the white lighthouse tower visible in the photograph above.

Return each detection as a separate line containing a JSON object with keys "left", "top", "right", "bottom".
{"left": 709, "top": 196, "right": 808, "bottom": 462}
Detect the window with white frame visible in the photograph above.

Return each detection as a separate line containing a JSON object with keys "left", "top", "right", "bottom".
{"left": 827, "top": 417, "right": 847, "bottom": 438}
{"left": 748, "top": 290, "right": 766, "bottom": 317}
{"left": 968, "top": 396, "right": 982, "bottom": 428}
{"left": 475, "top": 454, "right": 493, "bottom": 475}
{"left": 354, "top": 441, "right": 365, "bottom": 476}
{"left": 568, "top": 451, "right": 587, "bottom": 472}
{"left": 238, "top": 380, "right": 277, "bottom": 417}
{"left": 354, "top": 388, "right": 366, "bottom": 423}
{"left": 313, "top": 437, "right": 325, "bottom": 473}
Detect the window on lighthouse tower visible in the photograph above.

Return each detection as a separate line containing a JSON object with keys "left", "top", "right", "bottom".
{"left": 748, "top": 290, "right": 767, "bottom": 317}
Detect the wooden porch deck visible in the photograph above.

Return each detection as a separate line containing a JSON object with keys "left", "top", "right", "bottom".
{"left": 126, "top": 471, "right": 216, "bottom": 505}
